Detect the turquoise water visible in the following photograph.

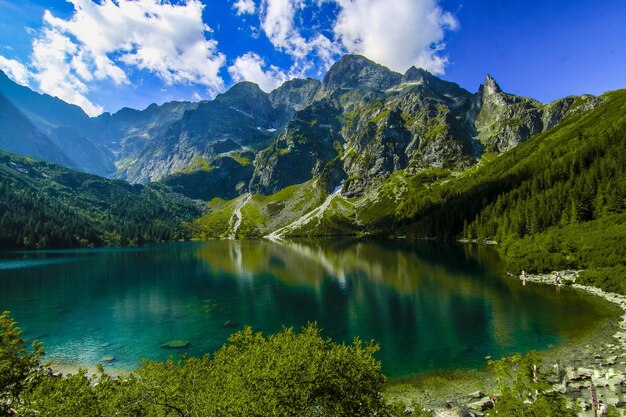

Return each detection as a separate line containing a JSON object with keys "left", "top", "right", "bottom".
{"left": 0, "top": 240, "right": 611, "bottom": 377}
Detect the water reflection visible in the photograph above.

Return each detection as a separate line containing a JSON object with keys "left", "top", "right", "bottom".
{"left": 192, "top": 239, "right": 608, "bottom": 375}
{"left": 0, "top": 240, "right": 612, "bottom": 377}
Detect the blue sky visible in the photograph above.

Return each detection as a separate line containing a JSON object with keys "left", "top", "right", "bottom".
{"left": 0, "top": 0, "right": 624, "bottom": 116}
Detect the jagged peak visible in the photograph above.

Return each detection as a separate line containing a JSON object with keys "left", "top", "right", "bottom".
{"left": 325, "top": 54, "right": 400, "bottom": 77}
{"left": 482, "top": 74, "right": 502, "bottom": 95}
{"left": 214, "top": 81, "right": 270, "bottom": 108}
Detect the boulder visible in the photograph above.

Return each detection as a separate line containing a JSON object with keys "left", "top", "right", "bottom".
{"left": 468, "top": 391, "right": 486, "bottom": 400}
{"left": 467, "top": 397, "right": 494, "bottom": 412}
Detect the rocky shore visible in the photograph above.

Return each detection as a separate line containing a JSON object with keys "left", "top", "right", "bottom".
{"left": 430, "top": 270, "right": 626, "bottom": 417}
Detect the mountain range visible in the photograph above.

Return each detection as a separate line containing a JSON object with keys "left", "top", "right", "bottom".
{"left": 0, "top": 55, "right": 601, "bottom": 198}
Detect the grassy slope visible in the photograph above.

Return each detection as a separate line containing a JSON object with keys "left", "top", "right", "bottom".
{"left": 0, "top": 151, "right": 204, "bottom": 249}
{"left": 194, "top": 180, "right": 327, "bottom": 238}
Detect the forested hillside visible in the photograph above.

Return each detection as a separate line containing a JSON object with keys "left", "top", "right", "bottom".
{"left": 396, "top": 89, "right": 625, "bottom": 290}
{"left": 0, "top": 151, "right": 204, "bottom": 249}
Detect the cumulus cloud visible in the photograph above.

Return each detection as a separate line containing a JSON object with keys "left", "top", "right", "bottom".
{"left": 261, "top": 0, "right": 307, "bottom": 57}
{"left": 259, "top": 0, "right": 338, "bottom": 67}
{"left": 10, "top": 0, "right": 226, "bottom": 116}
{"left": 0, "top": 56, "right": 31, "bottom": 86}
{"left": 332, "top": 0, "right": 458, "bottom": 74}
{"left": 228, "top": 52, "right": 291, "bottom": 92}
{"left": 30, "top": 26, "right": 104, "bottom": 116}
{"left": 233, "top": 0, "right": 256, "bottom": 15}
{"left": 254, "top": 0, "right": 455, "bottom": 79}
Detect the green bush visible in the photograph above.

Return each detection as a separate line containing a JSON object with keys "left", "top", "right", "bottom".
{"left": 486, "top": 352, "right": 575, "bottom": 417}
{"left": 578, "top": 265, "right": 626, "bottom": 294}
{"left": 0, "top": 311, "right": 43, "bottom": 414}
{"left": 2, "top": 312, "right": 424, "bottom": 416}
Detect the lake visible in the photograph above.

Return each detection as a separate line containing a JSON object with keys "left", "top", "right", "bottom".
{"left": 0, "top": 239, "right": 612, "bottom": 378}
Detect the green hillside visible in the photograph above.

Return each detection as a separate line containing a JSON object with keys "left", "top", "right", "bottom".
{"left": 0, "top": 151, "right": 204, "bottom": 249}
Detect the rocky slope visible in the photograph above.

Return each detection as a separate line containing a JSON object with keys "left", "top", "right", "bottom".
{"left": 471, "top": 75, "right": 602, "bottom": 152}
{"left": 195, "top": 88, "right": 621, "bottom": 239}
{"left": 107, "top": 78, "right": 321, "bottom": 184}
{"left": 0, "top": 71, "right": 115, "bottom": 176}
{"left": 0, "top": 93, "right": 71, "bottom": 167}
{"left": 247, "top": 55, "right": 600, "bottom": 199}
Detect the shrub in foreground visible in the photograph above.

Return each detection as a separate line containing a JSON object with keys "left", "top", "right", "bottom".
{"left": 1, "top": 311, "right": 423, "bottom": 416}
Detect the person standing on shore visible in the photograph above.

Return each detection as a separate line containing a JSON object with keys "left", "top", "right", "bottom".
{"left": 522, "top": 270, "right": 527, "bottom": 286}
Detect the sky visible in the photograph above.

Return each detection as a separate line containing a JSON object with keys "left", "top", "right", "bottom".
{"left": 0, "top": 0, "right": 624, "bottom": 116}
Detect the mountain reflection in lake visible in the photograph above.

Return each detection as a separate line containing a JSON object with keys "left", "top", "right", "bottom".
{"left": 0, "top": 240, "right": 611, "bottom": 377}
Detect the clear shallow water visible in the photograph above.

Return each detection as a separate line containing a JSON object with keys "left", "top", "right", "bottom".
{"left": 0, "top": 240, "right": 612, "bottom": 377}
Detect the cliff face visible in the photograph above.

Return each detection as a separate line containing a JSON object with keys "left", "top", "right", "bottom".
{"left": 248, "top": 55, "right": 597, "bottom": 198}
{"left": 470, "top": 75, "right": 602, "bottom": 153}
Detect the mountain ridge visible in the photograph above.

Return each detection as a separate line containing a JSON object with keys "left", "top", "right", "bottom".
{"left": 0, "top": 55, "right": 604, "bottom": 199}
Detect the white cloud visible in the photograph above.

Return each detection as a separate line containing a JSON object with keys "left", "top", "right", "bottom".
{"left": 259, "top": 0, "right": 337, "bottom": 67}
{"left": 233, "top": 0, "right": 256, "bottom": 15}
{"left": 45, "top": 0, "right": 225, "bottom": 88}
{"left": 255, "top": 0, "right": 455, "bottom": 79}
{"left": 10, "top": 0, "right": 226, "bottom": 116}
{"left": 0, "top": 56, "right": 31, "bottom": 86}
{"left": 30, "top": 27, "right": 104, "bottom": 116}
{"left": 260, "top": 0, "right": 303, "bottom": 55}
{"left": 332, "top": 0, "right": 458, "bottom": 74}
{"left": 4, "top": 0, "right": 458, "bottom": 116}
{"left": 228, "top": 52, "right": 291, "bottom": 92}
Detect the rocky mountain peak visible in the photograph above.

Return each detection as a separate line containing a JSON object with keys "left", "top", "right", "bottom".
{"left": 214, "top": 81, "right": 272, "bottom": 123}
{"left": 269, "top": 78, "right": 321, "bottom": 110}
{"left": 0, "top": 69, "right": 90, "bottom": 129}
{"left": 320, "top": 54, "right": 402, "bottom": 95}
{"left": 216, "top": 81, "right": 267, "bottom": 101}
{"left": 400, "top": 66, "right": 471, "bottom": 100}
{"left": 482, "top": 74, "right": 502, "bottom": 95}
{"left": 402, "top": 66, "right": 433, "bottom": 84}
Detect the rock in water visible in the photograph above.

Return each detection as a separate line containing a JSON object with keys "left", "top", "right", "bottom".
{"left": 223, "top": 320, "right": 241, "bottom": 328}
{"left": 161, "top": 340, "right": 191, "bottom": 349}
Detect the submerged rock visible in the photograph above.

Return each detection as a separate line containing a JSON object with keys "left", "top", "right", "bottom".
{"left": 161, "top": 340, "right": 191, "bottom": 349}
{"left": 223, "top": 320, "right": 241, "bottom": 328}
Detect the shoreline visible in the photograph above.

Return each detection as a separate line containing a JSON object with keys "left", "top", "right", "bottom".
{"left": 385, "top": 270, "right": 626, "bottom": 416}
